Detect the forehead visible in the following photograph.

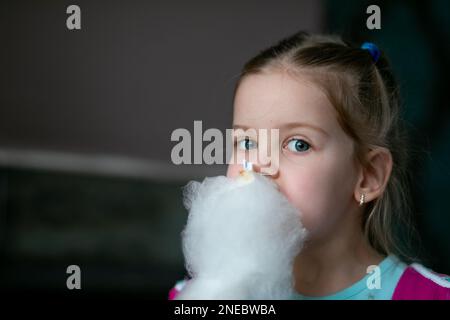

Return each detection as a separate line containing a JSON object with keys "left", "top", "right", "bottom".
{"left": 233, "top": 71, "right": 338, "bottom": 131}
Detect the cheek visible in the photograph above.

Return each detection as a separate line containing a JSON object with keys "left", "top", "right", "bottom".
{"left": 278, "top": 157, "right": 356, "bottom": 238}
{"left": 226, "top": 164, "right": 241, "bottom": 178}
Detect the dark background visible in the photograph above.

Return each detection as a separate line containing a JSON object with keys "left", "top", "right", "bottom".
{"left": 0, "top": 0, "right": 449, "bottom": 299}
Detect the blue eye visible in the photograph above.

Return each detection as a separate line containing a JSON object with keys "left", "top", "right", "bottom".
{"left": 238, "top": 137, "right": 257, "bottom": 150}
{"left": 286, "top": 139, "right": 310, "bottom": 153}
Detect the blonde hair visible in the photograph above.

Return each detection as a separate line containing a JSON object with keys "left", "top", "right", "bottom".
{"left": 234, "top": 31, "right": 418, "bottom": 262}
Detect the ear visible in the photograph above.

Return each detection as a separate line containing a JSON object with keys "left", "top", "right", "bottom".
{"left": 354, "top": 147, "right": 393, "bottom": 205}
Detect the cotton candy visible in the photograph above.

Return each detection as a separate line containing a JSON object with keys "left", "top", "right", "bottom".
{"left": 176, "top": 170, "right": 307, "bottom": 300}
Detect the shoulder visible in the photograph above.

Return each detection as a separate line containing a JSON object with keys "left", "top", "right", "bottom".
{"left": 393, "top": 263, "right": 450, "bottom": 300}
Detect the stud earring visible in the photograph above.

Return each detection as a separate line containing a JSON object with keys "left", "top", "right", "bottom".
{"left": 359, "top": 193, "right": 366, "bottom": 206}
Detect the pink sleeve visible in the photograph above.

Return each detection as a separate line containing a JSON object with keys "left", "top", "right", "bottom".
{"left": 393, "top": 265, "right": 450, "bottom": 300}
{"left": 168, "top": 286, "right": 180, "bottom": 300}
{"left": 168, "top": 279, "right": 189, "bottom": 300}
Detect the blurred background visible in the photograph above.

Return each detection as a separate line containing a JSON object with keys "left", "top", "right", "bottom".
{"left": 0, "top": 0, "right": 449, "bottom": 299}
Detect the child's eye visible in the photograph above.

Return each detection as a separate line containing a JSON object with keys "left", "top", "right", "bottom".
{"left": 285, "top": 138, "right": 310, "bottom": 153}
{"left": 237, "top": 137, "right": 257, "bottom": 150}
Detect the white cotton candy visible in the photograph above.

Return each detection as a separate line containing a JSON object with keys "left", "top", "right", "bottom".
{"left": 176, "top": 171, "right": 307, "bottom": 300}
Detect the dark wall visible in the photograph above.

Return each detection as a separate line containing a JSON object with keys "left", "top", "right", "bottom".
{"left": 0, "top": 0, "right": 323, "bottom": 162}
{"left": 0, "top": 0, "right": 324, "bottom": 298}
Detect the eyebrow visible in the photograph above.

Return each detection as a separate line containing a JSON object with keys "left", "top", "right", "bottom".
{"left": 232, "top": 122, "right": 329, "bottom": 137}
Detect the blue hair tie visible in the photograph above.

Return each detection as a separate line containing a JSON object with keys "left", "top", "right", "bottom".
{"left": 361, "top": 42, "right": 381, "bottom": 63}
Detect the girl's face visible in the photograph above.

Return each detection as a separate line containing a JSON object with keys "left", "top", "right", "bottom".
{"left": 227, "top": 71, "right": 361, "bottom": 241}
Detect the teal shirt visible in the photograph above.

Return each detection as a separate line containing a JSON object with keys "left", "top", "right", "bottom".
{"left": 291, "top": 255, "right": 407, "bottom": 300}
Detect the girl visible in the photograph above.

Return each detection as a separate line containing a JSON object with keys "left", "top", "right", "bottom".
{"left": 170, "top": 32, "right": 450, "bottom": 300}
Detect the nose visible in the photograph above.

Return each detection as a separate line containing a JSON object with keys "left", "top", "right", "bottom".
{"left": 243, "top": 160, "right": 279, "bottom": 179}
